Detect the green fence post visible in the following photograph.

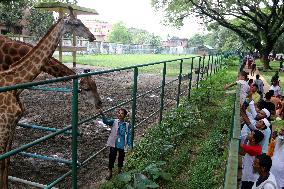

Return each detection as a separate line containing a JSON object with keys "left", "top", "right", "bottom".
{"left": 71, "top": 78, "right": 79, "bottom": 189}
{"left": 218, "top": 54, "right": 221, "bottom": 71}
{"left": 196, "top": 57, "right": 201, "bottom": 89}
{"left": 201, "top": 55, "right": 205, "bottom": 79}
{"left": 131, "top": 67, "right": 138, "bottom": 147}
{"left": 210, "top": 55, "right": 213, "bottom": 76}
{"left": 213, "top": 60, "right": 215, "bottom": 74}
{"left": 224, "top": 84, "right": 241, "bottom": 189}
{"left": 176, "top": 59, "right": 183, "bottom": 107}
{"left": 207, "top": 55, "right": 210, "bottom": 78}
{"left": 188, "top": 57, "right": 194, "bottom": 99}
{"left": 217, "top": 54, "right": 220, "bottom": 72}
{"left": 159, "top": 62, "right": 166, "bottom": 124}
{"left": 220, "top": 55, "right": 223, "bottom": 69}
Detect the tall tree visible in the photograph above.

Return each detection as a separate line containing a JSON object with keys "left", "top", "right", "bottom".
{"left": 36, "top": 0, "right": 77, "bottom": 4}
{"left": 129, "top": 28, "right": 150, "bottom": 44}
{"left": 152, "top": 0, "right": 284, "bottom": 69}
{"left": 108, "top": 22, "right": 132, "bottom": 44}
{"left": 0, "top": 0, "right": 55, "bottom": 38}
{"left": 1, "top": 0, "right": 22, "bottom": 4}
{"left": 26, "top": 8, "right": 54, "bottom": 39}
{"left": 188, "top": 34, "right": 205, "bottom": 47}
{"left": 206, "top": 25, "right": 250, "bottom": 52}
{"left": 0, "top": 0, "right": 31, "bottom": 34}
{"left": 273, "top": 33, "right": 284, "bottom": 54}
{"left": 149, "top": 33, "right": 162, "bottom": 46}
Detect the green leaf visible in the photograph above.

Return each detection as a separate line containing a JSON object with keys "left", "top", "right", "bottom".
{"left": 136, "top": 182, "right": 147, "bottom": 189}
{"left": 160, "top": 172, "right": 171, "bottom": 181}
{"left": 143, "top": 180, "right": 159, "bottom": 188}
{"left": 117, "top": 172, "right": 132, "bottom": 182}
{"left": 124, "top": 185, "right": 135, "bottom": 189}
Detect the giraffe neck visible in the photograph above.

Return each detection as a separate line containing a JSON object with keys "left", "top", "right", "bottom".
{"left": 0, "top": 36, "right": 76, "bottom": 77}
{"left": 0, "top": 19, "right": 65, "bottom": 86}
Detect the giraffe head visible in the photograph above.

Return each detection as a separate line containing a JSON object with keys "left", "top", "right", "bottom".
{"left": 63, "top": 6, "right": 95, "bottom": 42}
{"left": 79, "top": 69, "right": 103, "bottom": 109}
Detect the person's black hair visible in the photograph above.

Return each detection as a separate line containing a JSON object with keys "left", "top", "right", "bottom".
{"left": 269, "top": 90, "right": 275, "bottom": 96}
{"left": 255, "top": 153, "right": 272, "bottom": 172}
{"left": 239, "top": 71, "right": 248, "bottom": 78}
{"left": 253, "top": 130, "right": 264, "bottom": 144}
{"left": 256, "top": 74, "right": 260, "bottom": 79}
{"left": 265, "top": 92, "right": 272, "bottom": 100}
{"left": 120, "top": 108, "right": 128, "bottom": 116}
{"left": 83, "top": 69, "right": 91, "bottom": 73}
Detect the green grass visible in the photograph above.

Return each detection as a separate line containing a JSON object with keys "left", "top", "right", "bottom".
{"left": 55, "top": 54, "right": 217, "bottom": 76}
{"left": 256, "top": 59, "right": 284, "bottom": 88}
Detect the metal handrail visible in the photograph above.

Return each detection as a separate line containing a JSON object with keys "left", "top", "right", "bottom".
{"left": 223, "top": 84, "right": 241, "bottom": 189}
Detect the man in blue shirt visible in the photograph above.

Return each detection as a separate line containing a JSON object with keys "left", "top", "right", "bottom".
{"left": 99, "top": 108, "right": 133, "bottom": 180}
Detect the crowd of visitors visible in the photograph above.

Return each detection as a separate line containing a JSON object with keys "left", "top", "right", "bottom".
{"left": 225, "top": 56, "right": 284, "bottom": 189}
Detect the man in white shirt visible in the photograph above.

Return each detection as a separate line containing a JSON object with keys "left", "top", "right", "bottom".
{"left": 225, "top": 71, "right": 249, "bottom": 105}
{"left": 240, "top": 101, "right": 271, "bottom": 154}
{"left": 254, "top": 74, "right": 264, "bottom": 97}
{"left": 270, "top": 126, "right": 284, "bottom": 189}
{"left": 252, "top": 154, "right": 278, "bottom": 189}
{"left": 270, "top": 80, "right": 281, "bottom": 97}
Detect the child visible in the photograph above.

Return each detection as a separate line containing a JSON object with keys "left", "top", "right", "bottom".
{"left": 99, "top": 108, "right": 133, "bottom": 180}
{"left": 224, "top": 71, "right": 250, "bottom": 105}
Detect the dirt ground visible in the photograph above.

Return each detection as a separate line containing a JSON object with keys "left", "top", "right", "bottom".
{"left": 8, "top": 64, "right": 192, "bottom": 189}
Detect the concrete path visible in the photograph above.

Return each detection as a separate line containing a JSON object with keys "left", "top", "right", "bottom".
{"left": 243, "top": 68, "right": 271, "bottom": 94}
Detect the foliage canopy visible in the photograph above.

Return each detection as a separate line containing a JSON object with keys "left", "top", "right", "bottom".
{"left": 152, "top": 0, "right": 284, "bottom": 68}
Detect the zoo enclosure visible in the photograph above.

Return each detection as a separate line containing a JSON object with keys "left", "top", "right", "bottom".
{"left": 0, "top": 54, "right": 223, "bottom": 188}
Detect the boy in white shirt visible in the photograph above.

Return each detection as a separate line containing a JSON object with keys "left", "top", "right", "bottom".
{"left": 225, "top": 71, "right": 250, "bottom": 105}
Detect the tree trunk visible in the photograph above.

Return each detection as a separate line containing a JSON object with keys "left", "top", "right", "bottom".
{"left": 261, "top": 53, "right": 270, "bottom": 70}
{"left": 260, "top": 45, "right": 273, "bottom": 70}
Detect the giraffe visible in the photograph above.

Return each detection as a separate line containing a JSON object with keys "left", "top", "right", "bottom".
{"left": 0, "top": 7, "right": 96, "bottom": 189}
{"left": 0, "top": 35, "right": 102, "bottom": 109}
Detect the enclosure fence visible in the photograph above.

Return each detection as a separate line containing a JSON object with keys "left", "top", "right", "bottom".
{"left": 223, "top": 84, "right": 241, "bottom": 189}
{"left": 8, "top": 35, "right": 216, "bottom": 55}
{"left": 0, "top": 54, "right": 223, "bottom": 188}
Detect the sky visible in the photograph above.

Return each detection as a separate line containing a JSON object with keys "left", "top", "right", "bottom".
{"left": 76, "top": 0, "right": 205, "bottom": 40}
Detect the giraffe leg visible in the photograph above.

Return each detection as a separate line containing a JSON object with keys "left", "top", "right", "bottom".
{"left": 2, "top": 129, "right": 15, "bottom": 189}
{"left": 3, "top": 117, "right": 19, "bottom": 189}
{"left": 0, "top": 142, "right": 9, "bottom": 189}
{"left": 2, "top": 158, "right": 9, "bottom": 189}
{"left": 0, "top": 118, "right": 18, "bottom": 189}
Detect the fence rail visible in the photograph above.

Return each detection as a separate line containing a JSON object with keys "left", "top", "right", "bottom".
{"left": 0, "top": 54, "right": 223, "bottom": 188}
{"left": 8, "top": 35, "right": 217, "bottom": 55}
{"left": 223, "top": 84, "right": 241, "bottom": 189}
